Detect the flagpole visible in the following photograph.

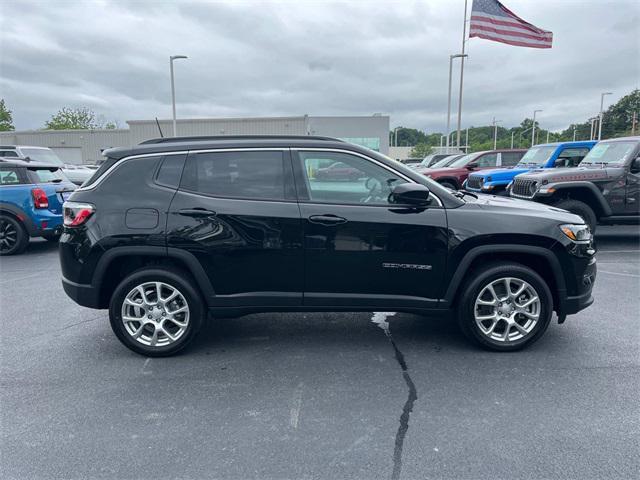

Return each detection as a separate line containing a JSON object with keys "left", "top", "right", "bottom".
{"left": 456, "top": 0, "right": 468, "bottom": 150}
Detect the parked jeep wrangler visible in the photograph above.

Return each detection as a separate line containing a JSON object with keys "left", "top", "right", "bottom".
{"left": 60, "top": 136, "right": 596, "bottom": 356}
{"left": 510, "top": 136, "right": 640, "bottom": 231}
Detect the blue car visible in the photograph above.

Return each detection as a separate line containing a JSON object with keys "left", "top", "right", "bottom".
{"left": 465, "top": 141, "right": 597, "bottom": 195}
{"left": 0, "top": 159, "right": 76, "bottom": 255}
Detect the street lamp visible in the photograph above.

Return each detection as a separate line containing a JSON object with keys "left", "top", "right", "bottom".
{"left": 598, "top": 92, "right": 612, "bottom": 140}
{"left": 393, "top": 126, "right": 401, "bottom": 147}
{"left": 492, "top": 117, "right": 501, "bottom": 150}
{"left": 531, "top": 109, "right": 542, "bottom": 146}
{"left": 170, "top": 55, "right": 188, "bottom": 137}
{"left": 446, "top": 53, "right": 467, "bottom": 153}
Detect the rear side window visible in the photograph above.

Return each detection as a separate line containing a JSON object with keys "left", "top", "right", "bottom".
{"left": 0, "top": 150, "right": 19, "bottom": 158}
{"left": 501, "top": 152, "right": 524, "bottom": 166}
{"left": 181, "top": 151, "right": 288, "bottom": 200}
{"left": 155, "top": 155, "right": 186, "bottom": 188}
{"left": 0, "top": 168, "right": 21, "bottom": 185}
{"left": 28, "top": 168, "right": 66, "bottom": 183}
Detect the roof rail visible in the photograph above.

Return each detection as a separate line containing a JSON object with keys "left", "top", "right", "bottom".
{"left": 139, "top": 135, "right": 345, "bottom": 145}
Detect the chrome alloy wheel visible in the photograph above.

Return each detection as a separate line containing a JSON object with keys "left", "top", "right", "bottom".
{"left": 474, "top": 277, "right": 541, "bottom": 343}
{"left": 121, "top": 282, "right": 190, "bottom": 347}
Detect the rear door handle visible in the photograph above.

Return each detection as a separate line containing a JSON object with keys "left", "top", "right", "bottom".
{"left": 178, "top": 208, "right": 217, "bottom": 217}
{"left": 308, "top": 214, "right": 347, "bottom": 225}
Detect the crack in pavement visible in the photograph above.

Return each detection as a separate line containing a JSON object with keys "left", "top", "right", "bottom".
{"left": 371, "top": 312, "right": 418, "bottom": 480}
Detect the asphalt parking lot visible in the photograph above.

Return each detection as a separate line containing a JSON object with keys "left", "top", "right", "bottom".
{"left": 1, "top": 226, "right": 639, "bottom": 480}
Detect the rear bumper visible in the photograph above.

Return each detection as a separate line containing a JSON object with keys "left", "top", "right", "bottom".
{"left": 62, "top": 276, "right": 101, "bottom": 309}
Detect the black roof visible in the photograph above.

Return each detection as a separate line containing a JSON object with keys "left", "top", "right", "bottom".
{"left": 104, "top": 135, "right": 353, "bottom": 160}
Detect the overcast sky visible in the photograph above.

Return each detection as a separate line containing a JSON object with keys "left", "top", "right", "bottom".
{"left": 1, "top": 0, "right": 638, "bottom": 133}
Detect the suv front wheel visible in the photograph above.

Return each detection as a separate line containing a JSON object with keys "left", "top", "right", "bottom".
{"left": 108, "top": 268, "right": 205, "bottom": 356}
{"left": 457, "top": 263, "right": 553, "bottom": 351}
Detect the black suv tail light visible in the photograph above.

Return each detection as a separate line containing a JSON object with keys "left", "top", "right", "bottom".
{"left": 64, "top": 202, "right": 95, "bottom": 227}
{"left": 31, "top": 188, "right": 49, "bottom": 209}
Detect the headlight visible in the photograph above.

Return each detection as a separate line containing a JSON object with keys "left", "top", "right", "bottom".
{"left": 560, "top": 224, "right": 592, "bottom": 243}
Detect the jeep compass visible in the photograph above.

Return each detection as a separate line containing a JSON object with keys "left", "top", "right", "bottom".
{"left": 59, "top": 136, "right": 596, "bottom": 356}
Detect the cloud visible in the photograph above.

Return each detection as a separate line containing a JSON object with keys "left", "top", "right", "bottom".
{"left": 1, "top": 0, "right": 638, "bottom": 133}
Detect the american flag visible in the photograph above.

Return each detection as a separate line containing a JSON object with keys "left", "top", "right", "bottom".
{"left": 469, "top": 0, "right": 553, "bottom": 49}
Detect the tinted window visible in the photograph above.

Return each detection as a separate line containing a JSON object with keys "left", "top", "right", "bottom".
{"left": 156, "top": 155, "right": 186, "bottom": 188}
{"left": 501, "top": 151, "right": 524, "bottom": 166}
{"left": 182, "top": 151, "right": 287, "bottom": 200}
{"left": 477, "top": 153, "right": 498, "bottom": 167}
{"left": 0, "top": 168, "right": 21, "bottom": 185}
{"left": 0, "top": 150, "right": 19, "bottom": 158}
{"left": 298, "top": 151, "right": 404, "bottom": 205}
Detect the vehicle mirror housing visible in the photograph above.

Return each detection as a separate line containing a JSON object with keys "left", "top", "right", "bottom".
{"left": 389, "top": 183, "right": 431, "bottom": 206}
{"left": 631, "top": 157, "right": 640, "bottom": 174}
{"left": 554, "top": 158, "right": 566, "bottom": 167}
{"left": 466, "top": 162, "right": 479, "bottom": 170}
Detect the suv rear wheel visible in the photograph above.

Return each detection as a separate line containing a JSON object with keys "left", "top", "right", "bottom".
{"left": 0, "top": 214, "right": 28, "bottom": 256}
{"left": 553, "top": 199, "right": 597, "bottom": 232}
{"left": 108, "top": 268, "right": 205, "bottom": 356}
{"left": 457, "top": 263, "right": 553, "bottom": 351}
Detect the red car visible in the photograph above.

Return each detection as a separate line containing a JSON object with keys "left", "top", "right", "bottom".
{"left": 315, "top": 161, "right": 361, "bottom": 181}
{"left": 415, "top": 149, "right": 526, "bottom": 190}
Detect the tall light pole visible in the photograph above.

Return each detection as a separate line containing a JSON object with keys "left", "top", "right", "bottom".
{"left": 531, "top": 109, "right": 542, "bottom": 146}
{"left": 511, "top": 130, "right": 515, "bottom": 149}
{"left": 456, "top": 0, "right": 469, "bottom": 148}
{"left": 589, "top": 117, "right": 597, "bottom": 140}
{"left": 446, "top": 53, "right": 467, "bottom": 153}
{"left": 170, "top": 55, "right": 188, "bottom": 137}
{"left": 492, "top": 117, "right": 501, "bottom": 150}
{"left": 392, "top": 126, "right": 401, "bottom": 147}
{"left": 573, "top": 125, "right": 577, "bottom": 141}
{"left": 598, "top": 92, "right": 612, "bottom": 140}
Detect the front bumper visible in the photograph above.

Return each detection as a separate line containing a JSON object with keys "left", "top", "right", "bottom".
{"left": 560, "top": 256, "right": 597, "bottom": 316}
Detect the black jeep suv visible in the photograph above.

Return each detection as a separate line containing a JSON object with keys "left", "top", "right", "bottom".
{"left": 60, "top": 136, "right": 596, "bottom": 356}
{"left": 510, "top": 136, "right": 640, "bottom": 231}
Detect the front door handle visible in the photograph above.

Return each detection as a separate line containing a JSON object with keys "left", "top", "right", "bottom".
{"left": 308, "top": 214, "right": 347, "bottom": 225}
{"left": 178, "top": 208, "right": 217, "bottom": 217}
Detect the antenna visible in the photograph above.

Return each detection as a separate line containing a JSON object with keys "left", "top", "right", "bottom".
{"left": 155, "top": 117, "right": 164, "bottom": 138}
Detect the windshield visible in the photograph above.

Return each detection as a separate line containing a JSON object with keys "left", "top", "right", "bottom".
{"left": 20, "top": 148, "right": 64, "bottom": 166}
{"left": 580, "top": 141, "right": 638, "bottom": 165}
{"left": 430, "top": 155, "right": 461, "bottom": 169}
{"left": 448, "top": 152, "right": 480, "bottom": 168}
{"left": 28, "top": 167, "right": 67, "bottom": 183}
{"left": 517, "top": 146, "right": 556, "bottom": 166}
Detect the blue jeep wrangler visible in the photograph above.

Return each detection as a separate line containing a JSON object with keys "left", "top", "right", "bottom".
{"left": 0, "top": 159, "right": 76, "bottom": 255}
{"left": 465, "top": 141, "right": 597, "bottom": 195}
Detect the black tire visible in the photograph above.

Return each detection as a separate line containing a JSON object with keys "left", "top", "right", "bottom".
{"left": 457, "top": 262, "right": 553, "bottom": 351}
{"left": 108, "top": 267, "right": 205, "bottom": 357}
{"left": 0, "top": 214, "right": 28, "bottom": 256}
{"left": 553, "top": 199, "right": 597, "bottom": 232}
{"left": 439, "top": 180, "right": 458, "bottom": 191}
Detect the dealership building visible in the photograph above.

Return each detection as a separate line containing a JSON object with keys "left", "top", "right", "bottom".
{"left": 0, "top": 115, "right": 390, "bottom": 165}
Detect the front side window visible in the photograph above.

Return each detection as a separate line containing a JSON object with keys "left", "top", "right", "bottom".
{"left": 181, "top": 151, "right": 287, "bottom": 200}
{"left": 0, "top": 168, "right": 21, "bottom": 185}
{"left": 298, "top": 151, "right": 404, "bottom": 205}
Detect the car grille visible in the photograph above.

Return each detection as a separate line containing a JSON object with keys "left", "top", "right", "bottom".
{"left": 466, "top": 176, "right": 483, "bottom": 190}
{"left": 511, "top": 178, "right": 538, "bottom": 198}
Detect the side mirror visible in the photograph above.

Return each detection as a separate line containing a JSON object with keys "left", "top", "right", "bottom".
{"left": 554, "top": 158, "right": 566, "bottom": 167}
{"left": 466, "top": 162, "right": 479, "bottom": 170}
{"left": 389, "top": 183, "right": 431, "bottom": 206}
{"left": 631, "top": 157, "right": 640, "bottom": 174}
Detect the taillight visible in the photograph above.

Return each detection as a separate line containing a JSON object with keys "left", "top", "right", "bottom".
{"left": 64, "top": 202, "right": 95, "bottom": 227}
{"left": 31, "top": 188, "right": 49, "bottom": 209}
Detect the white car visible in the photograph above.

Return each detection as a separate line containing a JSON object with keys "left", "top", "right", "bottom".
{"left": 0, "top": 145, "right": 93, "bottom": 185}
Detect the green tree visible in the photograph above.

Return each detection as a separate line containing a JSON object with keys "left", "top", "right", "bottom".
{"left": 410, "top": 143, "right": 432, "bottom": 158}
{"left": 0, "top": 99, "right": 15, "bottom": 131}
{"left": 44, "top": 107, "right": 117, "bottom": 130}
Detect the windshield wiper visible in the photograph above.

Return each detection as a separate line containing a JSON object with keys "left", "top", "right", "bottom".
{"left": 49, "top": 178, "right": 63, "bottom": 183}
{"left": 452, "top": 189, "right": 478, "bottom": 200}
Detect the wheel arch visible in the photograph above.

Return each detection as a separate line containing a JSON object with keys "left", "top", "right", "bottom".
{"left": 0, "top": 203, "right": 37, "bottom": 236}
{"left": 93, "top": 246, "right": 215, "bottom": 309}
{"left": 444, "top": 245, "right": 566, "bottom": 314}
{"left": 436, "top": 177, "right": 460, "bottom": 189}
{"left": 547, "top": 183, "right": 612, "bottom": 218}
